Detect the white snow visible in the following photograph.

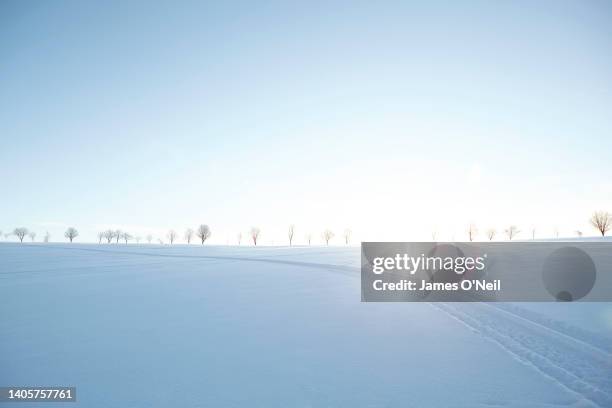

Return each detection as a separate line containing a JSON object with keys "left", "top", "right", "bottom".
{"left": 1, "top": 243, "right": 611, "bottom": 407}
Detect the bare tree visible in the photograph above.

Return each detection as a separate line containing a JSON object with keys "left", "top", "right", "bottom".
{"left": 250, "top": 227, "right": 260, "bottom": 246}
{"left": 431, "top": 230, "right": 438, "bottom": 241}
{"left": 184, "top": 228, "right": 194, "bottom": 244}
{"left": 467, "top": 224, "right": 477, "bottom": 242}
{"left": 288, "top": 224, "right": 295, "bottom": 246}
{"left": 486, "top": 229, "right": 496, "bottom": 241}
{"left": 14, "top": 228, "right": 28, "bottom": 243}
{"left": 504, "top": 226, "right": 520, "bottom": 240}
{"left": 306, "top": 233, "right": 312, "bottom": 245}
{"left": 554, "top": 227, "right": 560, "bottom": 239}
{"left": 237, "top": 232, "right": 242, "bottom": 245}
{"left": 343, "top": 228, "right": 352, "bottom": 245}
{"left": 167, "top": 230, "right": 177, "bottom": 244}
{"left": 146, "top": 234, "right": 153, "bottom": 244}
{"left": 65, "top": 227, "right": 79, "bottom": 243}
{"left": 531, "top": 228, "right": 536, "bottom": 240}
{"left": 103, "top": 229, "right": 115, "bottom": 244}
{"left": 97, "top": 232, "right": 104, "bottom": 244}
{"left": 122, "top": 232, "right": 132, "bottom": 244}
{"left": 590, "top": 211, "right": 611, "bottom": 237}
{"left": 44, "top": 231, "right": 50, "bottom": 243}
{"left": 115, "top": 229, "right": 122, "bottom": 244}
{"left": 28, "top": 231, "right": 36, "bottom": 242}
{"left": 196, "top": 225, "right": 211, "bottom": 244}
{"left": 135, "top": 236, "right": 141, "bottom": 244}
{"left": 322, "top": 229, "right": 334, "bottom": 245}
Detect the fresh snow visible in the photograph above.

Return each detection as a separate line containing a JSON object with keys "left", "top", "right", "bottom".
{"left": 1, "top": 243, "right": 611, "bottom": 407}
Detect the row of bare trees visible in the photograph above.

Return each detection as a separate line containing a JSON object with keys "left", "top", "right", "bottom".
{"left": 235, "top": 227, "right": 349, "bottom": 246}
{"left": 2, "top": 224, "right": 348, "bottom": 246}
{"left": 88, "top": 225, "right": 349, "bottom": 246}
{"left": 286, "top": 226, "right": 350, "bottom": 246}
{"left": 3, "top": 228, "right": 73, "bottom": 243}
{"left": 6, "top": 212, "right": 609, "bottom": 244}
{"left": 96, "top": 225, "right": 212, "bottom": 246}
{"left": 457, "top": 211, "right": 611, "bottom": 242}
{"left": 461, "top": 225, "right": 521, "bottom": 241}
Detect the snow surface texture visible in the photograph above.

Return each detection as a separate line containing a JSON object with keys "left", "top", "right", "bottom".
{"left": 1, "top": 244, "right": 611, "bottom": 407}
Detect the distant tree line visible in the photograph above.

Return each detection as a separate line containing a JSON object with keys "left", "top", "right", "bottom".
{"left": 2, "top": 211, "right": 610, "bottom": 245}
{"left": 440, "top": 211, "right": 611, "bottom": 242}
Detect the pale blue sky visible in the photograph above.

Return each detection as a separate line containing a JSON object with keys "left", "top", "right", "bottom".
{"left": 1, "top": 0, "right": 611, "bottom": 244}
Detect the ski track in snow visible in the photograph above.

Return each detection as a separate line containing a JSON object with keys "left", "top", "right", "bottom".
{"left": 432, "top": 302, "right": 612, "bottom": 408}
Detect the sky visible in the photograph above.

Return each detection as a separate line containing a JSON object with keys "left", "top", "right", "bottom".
{"left": 1, "top": 0, "right": 611, "bottom": 244}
